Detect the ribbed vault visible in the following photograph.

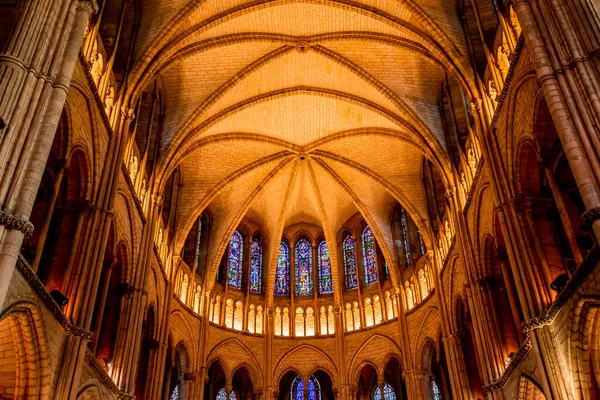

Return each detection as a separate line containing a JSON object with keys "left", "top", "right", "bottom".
{"left": 128, "top": 0, "right": 474, "bottom": 300}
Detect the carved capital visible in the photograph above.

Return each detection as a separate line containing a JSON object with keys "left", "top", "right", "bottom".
{"left": 184, "top": 372, "right": 197, "bottom": 381}
{"left": 75, "top": 0, "right": 99, "bottom": 14}
{"left": 582, "top": 206, "right": 600, "bottom": 225}
{"left": 120, "top": 106, "right": 135, "bottom": 121}
{"left": 0, "top": 209, "right": 34, "bottom": 238}
{"left": 444, "top": 187, "right": 456, "bottom": 200}
{"left": 152, "top": 194, "right": 163, "bottom": 206}
{"left": 468, "top": 98, "right": 482, "bottom": 115}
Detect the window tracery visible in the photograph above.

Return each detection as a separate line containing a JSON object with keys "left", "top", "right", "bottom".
{"left": 295, "top": 238, "right": 313, "bottom": 296}
{"left": 227, "top": 231, "right": 243, "bottom": 289}
{"left": 250, "top": 238, "right": 262, "bottom": 293}
{"left": 343, "top": 235, "right": 358, "bottom": 290}
{"left": 291, "top": 375, "right": 321, "bottom": 400}
{"left": 275, "top": 242, "right": 290, "bottom": 296}
{"left": 362, "top": 226, "right": 378, "bottom": 284}
{"left": 374, "top": 383, "right": 396, "bottom": 400}
{"left": 318, "top": 240, "right": 333, "bottom": 294}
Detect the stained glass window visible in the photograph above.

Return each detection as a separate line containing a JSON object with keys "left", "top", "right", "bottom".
{"left": 384, "top": 260, "right": 390, "bottom": 278}
{"left": 295, "top": 239, "right": 313, "bottom": 296}
{"left": 291, "top": 375, "right": 321, "bottom": 400}
{"left": 400, "top": 212, "right": 411, "bottom": 267}
{"left": 343, "top": 235, "right": 358, "bottom": 290}
{"left": 362, "top": 226, "right": 378, "bottom": 285}
{"left": 216, "top": 388, "right": 227, "bottom": 400}
{"left": 227, "top": 231, "right": 243, "bottom": 289}
{"left": 250, "top": 239, "right": 262, "bottom": 293}
{"left": 418, "top": 228, "right": 426, "bottom": 256}
{"left": 169, "top": 384, "right": 179, "bottom": 400}
{"left": 275, "top": 242, "right": 290, "bottom": 295}
{"left": 230, "top": 392, "right": 238, "bottom": 400}
{"left": 318, "top": 240, "right": 333, "bottom": 294}
{"left": 374, "top": 383, "right": 396, "bottom": 400}
{"left": 194, "top": 218, "right": 202, "bottom": 271}
{"left": 431, "top": 379, "right": 442, "bottom": 400}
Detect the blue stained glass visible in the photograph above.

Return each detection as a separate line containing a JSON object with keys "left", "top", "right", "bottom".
{"left": 295, "top": 238, "right": 313, "bottom": 296}
{"left": 418, "top": 228, "right": 426, "bottom": 256}
{"left": 401, "top": 212, "right": 411, "bottom": 267}
{"left": 216, "top": 388, "right": 227, "bottom": 400}
{"left": 250, "top": 239, "right": 262, "bottom": 293}
{"left": 275, "top": 242, "right": 290, "bottom": 295}
{"left": 291, "top": 376, "right": 321, "bottom": 400}
{"left": 227, "top": 231, "right": 243, "bottom": 289}
{"left": 194, "top": 218, "right": 202, "bottom": 271}
{"left": 362, "top": 226, "right": 378, "bottom": 285}
{"left": 318, "top": 241, "right": 333, "bottom": 295}
{"left": 374, "top": 383, "right": 396, "bottom": 400}
{"left": 432, "top": 379, "right": 442, "bottom": 400}
{"left": 230, "top": 392, "right": 238, "bottom": 400}
{"left": 343, "top": 235, "right": 358, "bottom": 290}
{"left": 170, "top": 384, "right": 179, "bottom": 400}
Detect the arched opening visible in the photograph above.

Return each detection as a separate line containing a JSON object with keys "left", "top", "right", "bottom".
{"left": 36, "top": 149, "right": 89, "bottom": 294}
{"left": 483, "top": 236, "right": 520, "bottom": 359}
{"left": 383, "top": 356, "right": 408, "bottom": 400}
{"left": 518, "top": 376, "right": 546, "bottom": 400}
{"left": 92, "top": 241, "right": 126, "bottom": 372}
{"left": 532, "top": 99, "right": 593, "bottom": 265}
{"left": 356, "top": 364, "right": 378, "bottom": 399}
{"left": 456, "top": 299, "right": 483, "bottom": 398}
{"left": 422, "top": 340, "right": 450, "bottom": 400}
{"left": 312, "top": 369, "right": 334, "bottom": 399}
{"left": 135, "top": 306, "right": 155, "bottom": 399}
{"left": 204, "top": 360, "right": 227, "bottom": 400}
{"left": 0, "top": 306, "right": 50, "bottom": 398}
{"left": 232, "top": 366, "right": 254, "bottom": 399}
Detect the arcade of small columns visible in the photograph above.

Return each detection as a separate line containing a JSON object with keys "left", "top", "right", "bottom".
{"left": 0, "top": 0, "right": 599, "bottom": 399}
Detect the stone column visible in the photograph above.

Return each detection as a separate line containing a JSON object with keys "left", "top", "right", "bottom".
{"left": 0, "top": 0, "right": 98, "bottom": 313}
{"left": 513, "top": 0, "right": 600, "bottom": 243}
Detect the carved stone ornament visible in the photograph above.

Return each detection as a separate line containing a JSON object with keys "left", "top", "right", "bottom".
{"left": 295, "top": 41, "right": 310, "bottom": 53}
{"left": 0, "top": 209, "right": 34, "bottom": 238}
{"left": 468, "top": 98, "right": 482, "bottom": 115}
{"left": 120, "top": 106, "right": 135, "bottom": 121}
{"left": 75, "top": 0, "right": 99, "bottom": 15}
{"left": 582, "top": 206, "right": 600, "bottom": 225}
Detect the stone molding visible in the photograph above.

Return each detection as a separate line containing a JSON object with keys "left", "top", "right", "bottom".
{"left": 481, "top": 337, "right": 532, "bottom": 393}
{"left": 84, "top": 349, "right": 135, "bottom": 400}
{"left": 522, "top": 245, "right": 599, "bottom": 332}
{"left": 16, "top": 255, "right": 93, "bottom": 339}
{"left": 0, "top": 209, "right": 34, "bottom": 238}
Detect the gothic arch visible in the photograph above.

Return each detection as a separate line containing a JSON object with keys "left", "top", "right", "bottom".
{"left": 0, "top": 301, "right": 51, "bottom": 399}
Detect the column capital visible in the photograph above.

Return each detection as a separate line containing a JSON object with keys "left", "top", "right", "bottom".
{"left": 582, "top": 206, "right": 600, "bottom": 225}
{"left": 120, "top": 106, "right": 135, "bottom": 121}
{"left": 468, "top": 98, "right": 483, "bottom": 115}
{"left": 74, "top": 0, "right": 99, "bottom": 14}
{"left": 0, "top": 209, "right": 34, "bottom": 238}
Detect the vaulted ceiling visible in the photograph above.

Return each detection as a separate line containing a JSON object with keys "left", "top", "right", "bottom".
{"left": 127, "top": 0, "right": 476, "bottom": 297}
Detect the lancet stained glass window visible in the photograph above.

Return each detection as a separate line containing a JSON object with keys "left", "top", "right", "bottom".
{"left": 431, "top": 379, "right": 442, "bottom": 400}
{"left": 400, "top": 212, "right": 411, "bottom": 267}
{"left": 275, "top": 242, "right": 290, "bottom": 295}
{"left": 362, "top": 226, "right": 378, "bottom": 285}
{"left": 318, "top": 240, "right": 333, "bottom": 294}
{"left": 216, "top": 388, "right": 227, "bottom": 400}
{"left": 291, "top": 375, "right": 321, "bottom": 400}
{"left": 374, "top": 383, "right": 396, "bottom": 400}
{"left": 343, "top": 235, "right": 358, "bottom": 290}
{"left": 384, "top": 260, "right": 390, "bottom": 278}
{"left": 295, "top": 238, "right": 313, "bottom": 296}
{"left": 194, "top": 218, "right": 202, "bottom": 271}
{"left": 418, "top": 228, "right": 426, "bottom": 256}
{"left": 250, "top": 239, "right": 262, "bottom": 293}
{"left": 227, "top": 230, "right": 243, "bottom": 289}
{"left": 169, "top": 384, "right": 179, "bottom": 400}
